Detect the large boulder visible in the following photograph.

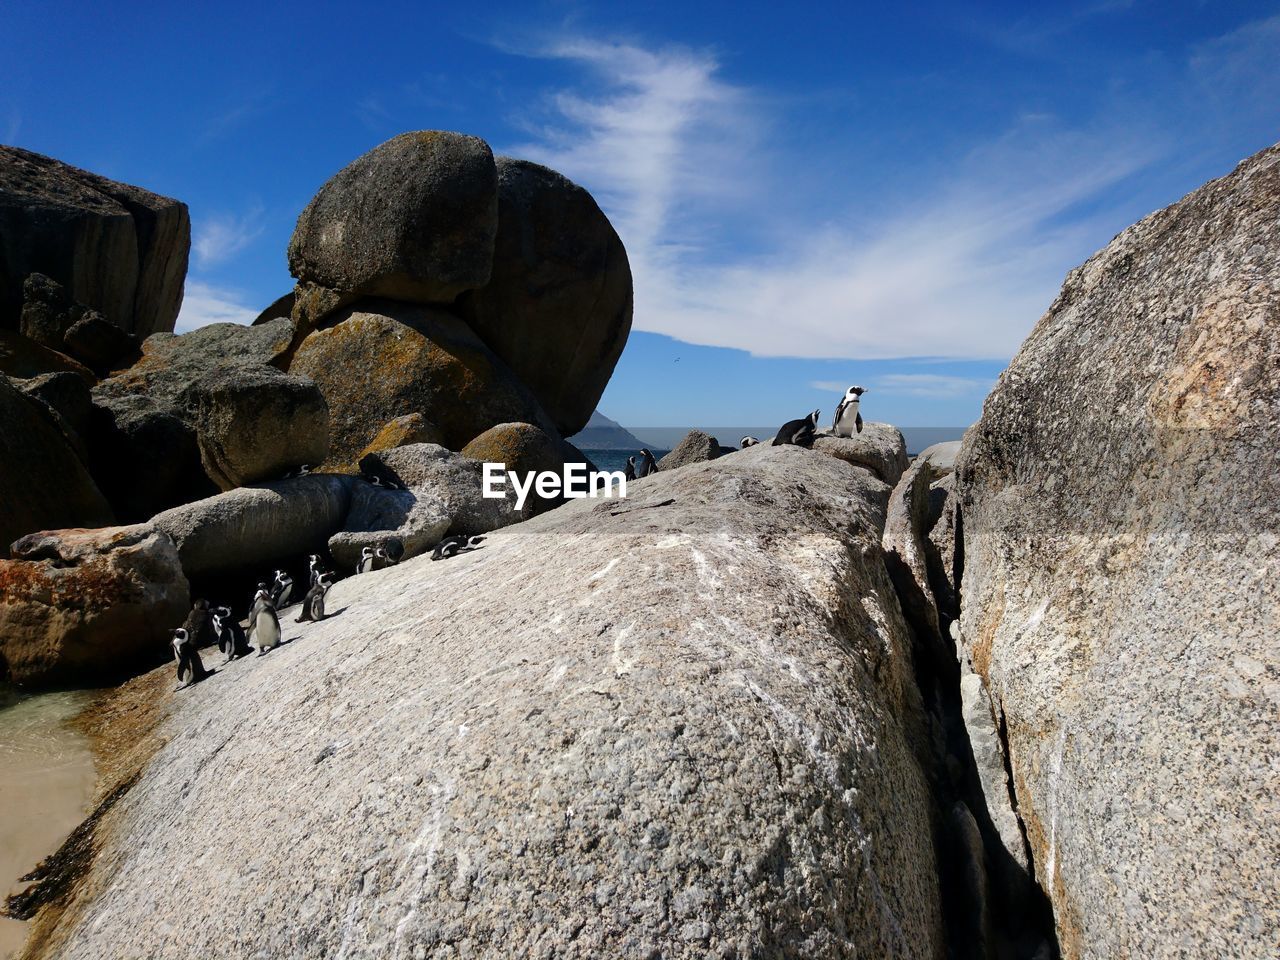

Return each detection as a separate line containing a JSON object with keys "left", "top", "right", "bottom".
{"left": 656, "top": 429, "right": 725, "bottom": 471}
{"left": 288, "top": 301, "right": 557, "bottom": 462}
{"left": 458, "top": 157, "right": 632, "bottom": 435}
{"left": 813, "top": 422, "right": 910, "bottom": 486}
{"left": 151, "top": 475, "right": 355, "bottom": 577}
{"left": 17, "top": 371, "right": 94, "bottom": 447}
{"left": 193, "top": 365, "right": 329, "bottom": 490}
{"left": 0, "top": 376, "right": 114, "bottom": 554}
{"left": 0, "top": 329, "right": 94, "bottom": 381}
{"left": 36, "top": 445, "right": 944, "bottom": 959}
{"left": 287, "top": 131, "right": 497, "bottom": 304}
{"left": 0, "top": 145, "right": 189, "bottom": 336}
{"left": 356, "top": 412, "right": 446, "bottom": 460}
{"left": 461, "top": 421, "right": 580, "bottom": 514}
{"left": 0, "top": 524, "right": 188, "bottom": 687}
{"left": 954, "top": 142, "right": 1280, "bottom": 957}
{"left": 327, "top": 482, "right": 450, "bottom": 569}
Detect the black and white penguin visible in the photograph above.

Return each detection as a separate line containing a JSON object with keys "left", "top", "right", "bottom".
{"left": 357, "top": 546, "right": 377, "bottom": 574}
{"left": 637, "top": 449, "right": 658, "bottom": 477}
{"left": 172, "top": 628, "right": 209, "bottom": 689}
{"left": 374, "top": 546, "right": 397, "bottom": 568}
{"left": 772, "top": 410, "right": 821, "bottom": 447}
{"left": 246, "top": 584, "right": 271, "bottom": 642}
{"left": 429, "top": 534, "right": 485, "bottom": 561}
{"left": 624, "top": 456, "right": 637, "bottom": 481}
{"left": 254, "top": 599, "right": 282, "bottom": 655}
{"left": 295, "top": 574, "right": 333, "bottom": 624}
{"left": 364, "top": 472, "right": 403, "bottom": 491}
{"left": 740, "top": 436, "right": 759, "bottom": 448}
{"left": 182, "top": 599, "right": 215, "bottom": 650}
{"left": 832, "top": 385, "right": 866, "bottom": 437}
{"left": 308, "top": 554, "right": 323, "bottom": 588}
{"left": 282, "top": 464, "right": 312, "bottom": 479}
{"left": 211, "top": 606, "right": 251, "bottom": 662}
{"left": 270, "top": 569, "right": 294, "bottom": 608}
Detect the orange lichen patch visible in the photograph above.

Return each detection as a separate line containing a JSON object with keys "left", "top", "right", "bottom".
{"left": 970, "top": 589, "right": 1003, "bottom": 679}
{"left": 357, "top": 414, "right": 441, "bottom": 459}
{"left": 0, "top": 558, "right": 141, "bottom": 614}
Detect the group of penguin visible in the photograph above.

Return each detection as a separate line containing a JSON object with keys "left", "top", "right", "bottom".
{"left": 170, "top": 532, "right": 487, "bottom": 690}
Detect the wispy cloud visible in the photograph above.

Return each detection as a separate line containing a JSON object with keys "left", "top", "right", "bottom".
{"left": 192, "top": 206, "right": 264, "bottom": 268}
{"left": 809, "top": 380, "right": 849, "bottom": 393}
{"left": 876, "top": 374, "right": 991, "bottom": 398}
{"left": 3, "top": 107, "right": 19, "bottom": 144}
{"left": 174, "top": 281, "right": 258, "bottom": 333}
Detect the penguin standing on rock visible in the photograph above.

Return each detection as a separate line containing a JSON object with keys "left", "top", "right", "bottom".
{"left": 832, "top": 385, "right": 866, "bottom": 436}
{"left": 212, "top": 606, "right": 251, "bottom": 662}
{"left": 740, "top": 436, "right": 759, "bottom": 449}
{"left": 624, "top": 456, "right": 637, "bottom": 481}
{"left": 253, "top": 599, "right": 282, "bottom": 655}
{"left": 247, "top": 584, "right": 271, "bottom": 642}
{"left": 636, "top": 449, "right": 659, "bottom": 478}
{"left": 308, "top": 554, "right": 324, "bottom": 588}
{"left": 296, "top": 574, "right": 333, "bottom": 623}
{"left": 772, "top": 410, "right": 821, "bottom": 448}
{"left": 172, "top": 628, "right": 209, "bottom": 689}
{"left": 182, "top": 599, "right": 215, "bottom": 650}
{"left": 357, "top": 547, "right": 377, "bottom": 574}
{"left": 271, "top": 570, "right": 294, "bottom": 608}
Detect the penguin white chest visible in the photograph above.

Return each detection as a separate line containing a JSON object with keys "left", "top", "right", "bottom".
{"left": 835, "top": 399, "right": 860, "bottom": 436}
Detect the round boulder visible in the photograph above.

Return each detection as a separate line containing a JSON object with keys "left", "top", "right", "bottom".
{"left": 813, "top": 423, "right": 910, "bottom": 486}
{"left": 657, "top": 429, "right": 725, "bottom": 471}
{"left": 287, "top": 131, "right": 498, "bottom": 304}
{"left": 327, "top": 482, "right": 451, "bottom": 569}
{"left": 357, "top": 413, "right": 445, "bottom": 460}
{"left": 0, "top": 524, "right": 189, "bottom": 687}
{"left": 458, "top": 157, "right": 632, "bottom": 436}
{"left": 462, "top": 421, "right": 578, "bottom": 515}
{"left": 194, "top": 366, "right": 329, "bottom": 490}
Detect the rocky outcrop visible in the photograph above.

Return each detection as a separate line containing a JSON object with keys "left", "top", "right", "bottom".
{"left": 151, "top": 475, "right": 355, "bottom": 578}
{"left": 0, "top": 329, "right": 93, "bottom": 381}
{"left": 0, "top": 524, "right": 187, "bottom": 686}
{"left": 17, "top": 372, "right": 94, "bottom": 451}
{"left": 193, "top": 365, "right": 328, "bottom": 490}
{"left": 287, "top": 131, "right": 497, "bottom": 304}
{"left": 953, "top": 142, "right": 1280, "bottom": 957}
{"left": 18, "top": 273, "right": 140, "bottom": 374}
{"left": 0, "top": 145, "right": 189, "bottom": 336}
{"left": 356, "top": 412, "right": 445, "bottom": 459}
{"left": 656, "top": 429, "right": 725, "bottom": 471}
{"left": 289, "top": 301, "right": 557, "bottom": 461}
{"left": 34, "top": 444, "right": 944, "bottom": 959}
{"left": 813, "top": 423, "right": 910, "bottom": 485}
{"left": 458, "top": 158, "right": 632, "bottom": 435}
{"left": 327, "top": 482, "right": 450, "bottom": 569}
{"left": 0, "top": 376, "right": 113, "bottom": 554}
{"left": 62, "top": 311, "right": 140, "bottom": 374}
{"left": 461, "top": 421, "right": 579, "bottom": 514}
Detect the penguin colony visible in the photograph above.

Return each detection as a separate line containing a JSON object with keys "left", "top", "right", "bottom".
{"left": 167, "top": 471, "right": 487, "bottom": 690}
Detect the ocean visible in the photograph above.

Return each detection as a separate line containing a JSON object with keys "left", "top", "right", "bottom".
{"left": 582, "top": 449, "right": 670, "bottom": 473}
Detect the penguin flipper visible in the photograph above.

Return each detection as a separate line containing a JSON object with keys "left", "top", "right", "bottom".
{"left": 855, "top": 413, "right": 863, "bottom": 433}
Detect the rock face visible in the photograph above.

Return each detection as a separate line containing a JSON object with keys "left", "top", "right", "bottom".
{"left": 0, "top": 145, "right": 189, "bottom": 336}
{"left": 193, "top": 365, "right": 329, "bottom": 490}
{"left": 656, "top": 429, "right": 725, "bottom": 471}
{"left": 0, "top": 524, "right": 188, "bottom": 686}
{"left": 152, "top": 475, "right": 355, "bottom": 578}
{"left": 356, "top": 412, "right": 445, "bottom": 459}
{"left": 953, "top": 143, "right": 1280, "bottom": 957}
{"left": 0, "top": 376, "right": 114, "bottom": 554}
{"left": 327, "top": 482, "right": 451, "bottom": 569}
{"left": 290, "top": 302, "right": 557, "bottom": 461}
{"left": 36, "top": 445, "right": 943, "bottom": 959}
{"left": 0, "top": 329, "right": 93, "bottom": 381}
{"left": 458, "top": 158, "right": 632, "bottom": 435}
{"left": 287, "top": 131, "right": 498, "bottom": 304}
{"left": 813, "top": 423, "right": 910, "bottom": 486}
{"left": 461, "top": 421, "right": 580, "bottom": 514}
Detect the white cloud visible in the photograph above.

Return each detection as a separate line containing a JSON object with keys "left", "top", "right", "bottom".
{"left": 875, "top": 374, "right": 991, "bottom": 398}
{"left": 174, "top": 281, "right": 258, "bottom": 332}
{"left": 192, "top": 207, "right": 264, "bottom": 268}
{"left": 809, "top": 380, "right": 849, "bottom": 393}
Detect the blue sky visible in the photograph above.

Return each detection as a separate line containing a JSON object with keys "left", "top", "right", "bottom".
{"left": 4, "top": 2, "right": 1278, "bottom": 427}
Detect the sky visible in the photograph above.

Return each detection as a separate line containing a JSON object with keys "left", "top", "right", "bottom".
{"left": 4, "top": 1, "right": 1279, "bottom": 427}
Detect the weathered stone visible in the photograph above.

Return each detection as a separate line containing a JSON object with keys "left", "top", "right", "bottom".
{"left": 0, "top": 524, "right": 188, "bottom": 687}
{"left": 287, "top": 131, "right": 497, "bottom": 304}
{"left": 813, "top": 422, "right": 910, "bottom": 485}
{"left": 458, "top": 157, "right": 632, "bottom": 435}
{"left": 151, "top": 475, "right": 355, "bottom": 577}
{"left": 16, "top": 371, "right": 94, "bottom": 456}
{"left": 0, "top": 376, "right": 113, "bottom": 555}
{"left": 460, "top": 421, "right": 579, "bottom": 514}
{"left": 883, "top": 455, "right": 944, "bottom": 640}
{"left": 251, "top": 290, "right": 295, "bottom": 326}
{"left": 0, "top": 329, "right": 94, "bottom": 381}
{"left": 288, "top": 301, "right": 557, "bottom": 462}
{"left": 356, "top": 413, "right": 445, "bottom": 460}
{"left": 193, "top": 365, "right": 329, "bottom": 490}
{"left": 62, "top": 310, "right": 140, "bottom": 374}
{"left": 18, "top": 272, "right": 78, "bottom": 349}
{"left": 656, "top": 429, "right": 724, "bottom": 471}
{"left": 37, "top": 445, "right": 943, "bottom": 959}
{"left": 955, "top": 142, "right": 1280, "bottom": 957}
{"left": 0, "top": 145, "right": 189, "bottom": 336}
{"left": 362, "top": 443, "right": 532, "bottom": 535}
{"left": 916, "top": 440, "right": 962, "bottom": 473}
{"left": 327, "top": 482, "right": 450, "bottom": 569}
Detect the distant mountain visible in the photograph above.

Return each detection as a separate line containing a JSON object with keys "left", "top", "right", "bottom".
{"left": 569, "top": 410, "right": 647, "bottom": 450}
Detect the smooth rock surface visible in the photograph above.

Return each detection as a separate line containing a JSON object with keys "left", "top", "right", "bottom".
{"left": 955, "top": 142, "right": 1280, "bottom": 957}
{"left": 152, "top": 475, "right": 355, "bottom": 577}
{"left": 37, "top": 444, "right": 943, "bottom": 959}
{"left": 0, "top": 145, "right": 189, "bottom": 336}
{"left": 194, "top": 365, "right": 329, "bottom": 490}
{"left": 0, "top": 376, "right": 113, "bottom": 554}
{"left": 813, "top": 423, "right": 910, "bottom": 486}
{"left": 327, "top": 481, "right": 451, "bottom": 568}
{"left": 287, "top": 131, "right": 497, "bottom": 304}
{"left": 289, "top": 301, "right": 557, "bottom": 461}
{"left": 458, "top": 157, "right": 632, "bottom": 435}
{"left": 0, "top": 524, "right": 188, "bottom": 686}
{"left": 656, "top": 429, "right": 725, "bottom": 471}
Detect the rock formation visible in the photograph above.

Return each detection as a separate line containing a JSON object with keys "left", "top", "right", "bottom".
{"left": 813, "top": 423, "right": 910, "bottom": 486}
{"left": 656, "top": 429, "right": 725, "bottom": 470}
{"left": 0, "top": 146, "right": 189, "bottom": 336}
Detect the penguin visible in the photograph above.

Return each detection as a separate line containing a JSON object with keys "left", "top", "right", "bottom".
{"left": 637, "top": 449, "right": 658, "bottom": 478}
{"left": 172, "top": 628, "right": 209, "bottom": 689}
{"left": 270, "top": 569, "right": 294, "bottom": 608}
{"left": 182, "top": 599, "right": 215, "bottom": 650}
{"left": 624, "top": 456, "right": 637, "bottom": 481}
{"left": 364, "top": 472, "right": 403, "bottom": 491}
{"left": 254, "top": 599, "right": 282, "bottom": 655}
{"left": 740, "top": 436, "right": 759, "bottom": 449}
{"left": 357, "top": 546, "right": 377, "bottom": 574}
{"left": 832, "top": 385, "right": 866, "bottom": 437}
{"left": 430, "top": 534, "right": 485, "bottom": 561}
{"left": 282, "top": 464, "right": 312, "bottom": 479}
{"left": 211, "top": 606, "right": 251, "bottom": 662}
{"left": 374, "top": 545, "right": 397, "bottom": 568}
{"left": 772, "top": 410, "right": 821, "bottom": 447}
{"left": 308, "top": 554, "right": 323, "bottom": 588}
{"left": 295, "top": 574, "right": 333, "bottom": 623}
{"left": 246, "top": 584, "right": 271, "bottom": 643}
